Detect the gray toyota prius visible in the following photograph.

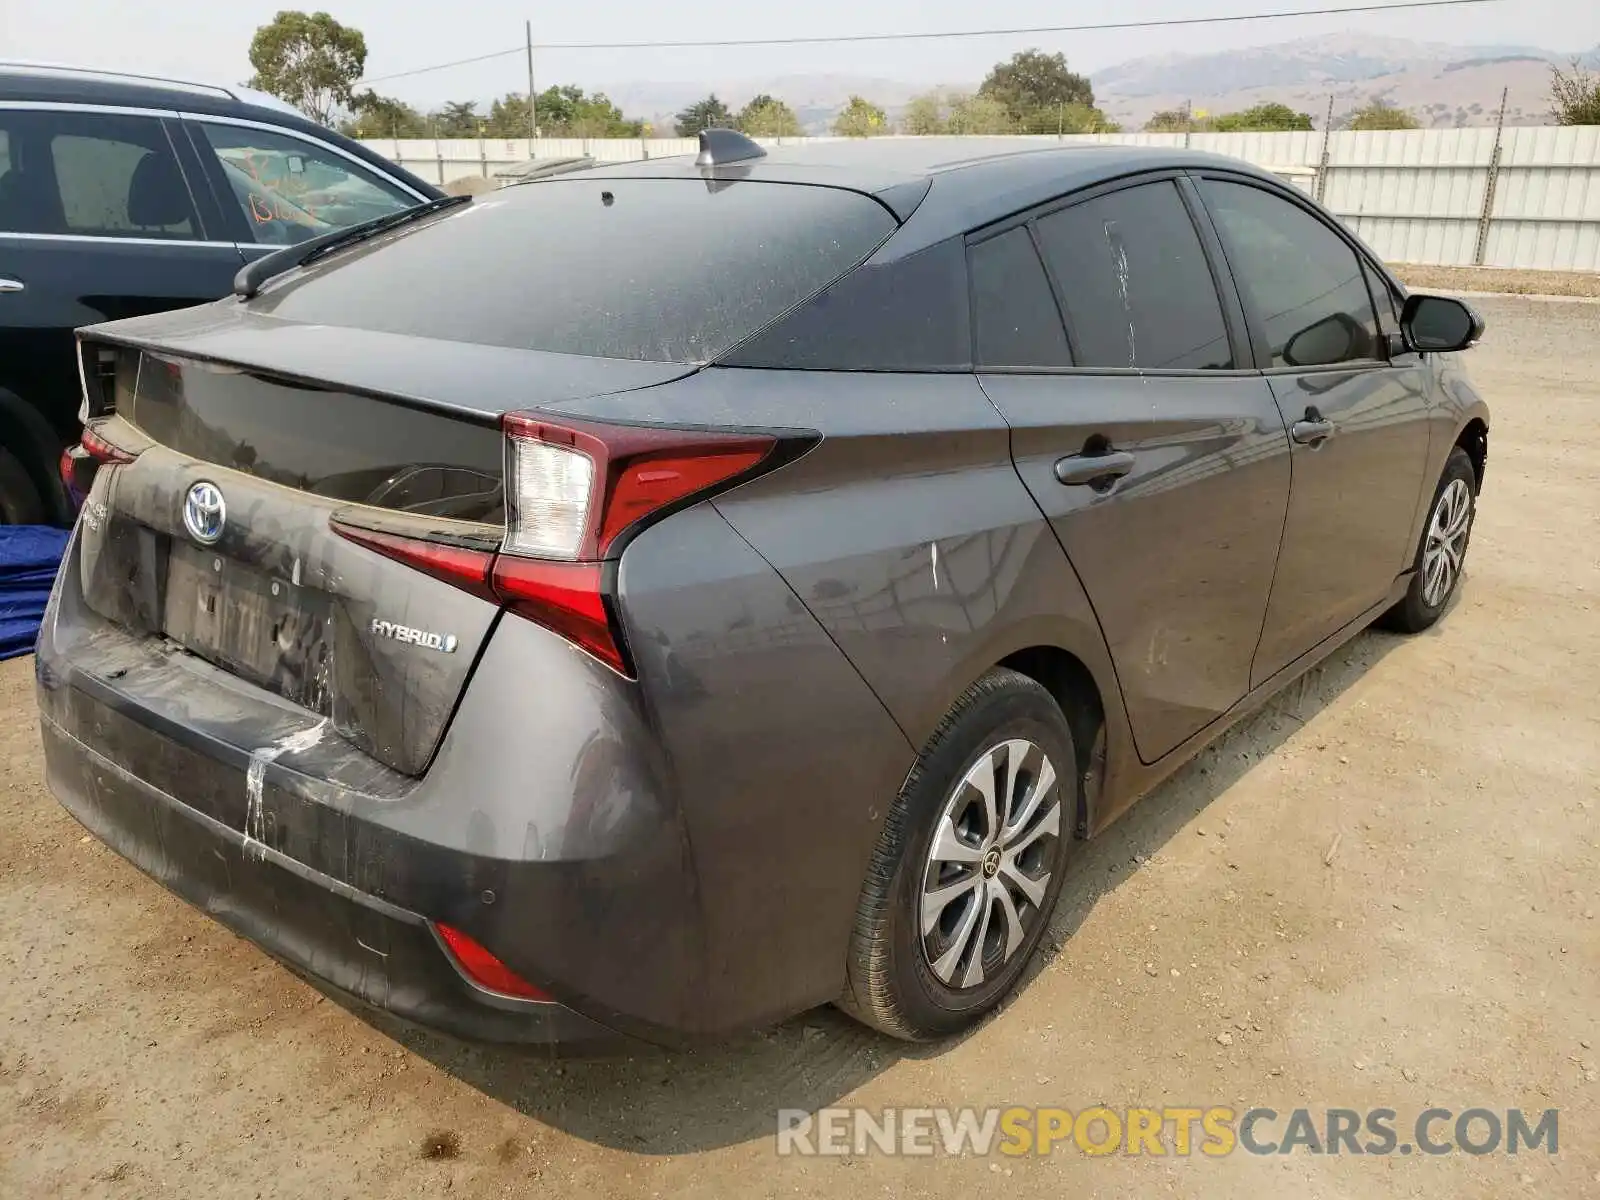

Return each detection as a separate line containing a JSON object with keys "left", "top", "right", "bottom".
{"left": 36, "top": 133, "right": 1488, "bottom": 1046}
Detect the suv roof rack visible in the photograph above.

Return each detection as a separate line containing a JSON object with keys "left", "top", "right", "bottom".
{"left": 0, "top": 60, "right": 238, "bottom": 101}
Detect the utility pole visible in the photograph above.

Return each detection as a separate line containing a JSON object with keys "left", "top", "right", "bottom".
{"left": 526, "top": 20, "right": 537, "bottom": 142}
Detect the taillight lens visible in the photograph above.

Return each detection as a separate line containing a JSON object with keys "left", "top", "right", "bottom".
{"left": 332, "top": 414, "right": 784, "bottom": 677}
{"left": 501, "top": 414, "right": 774, "bottom": 561}
{"left": 80, "top": 424, "right": 137, "bottom": 465}
{"left": 433, "top": 923, "right": 549, "bottom": 1001}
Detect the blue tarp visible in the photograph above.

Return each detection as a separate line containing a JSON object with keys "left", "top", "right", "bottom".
{"left": 0, "top": 526, "right": 68, "bottom": 660}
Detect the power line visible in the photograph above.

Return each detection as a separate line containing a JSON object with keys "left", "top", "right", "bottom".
{"left": 360, "top": 0, "right": 1504, "bottom": 85}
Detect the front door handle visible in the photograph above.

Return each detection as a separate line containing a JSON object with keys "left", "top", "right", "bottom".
{"left": 1055, "top": 449, "right": 1136, "bottom": 487}
{"left": 0, "top": 278, "right": 24, "bottom": 294}
{"left": 1291, "top": 418, "right": 1335, "bottom": 446}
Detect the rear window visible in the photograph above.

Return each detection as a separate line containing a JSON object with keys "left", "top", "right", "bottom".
{"left": 260, "top": 178, "right": 897, "bottom": 364}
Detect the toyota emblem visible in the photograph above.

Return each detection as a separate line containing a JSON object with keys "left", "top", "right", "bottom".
{"left": 183, "top": 480, "right": 226, "bottom": 545}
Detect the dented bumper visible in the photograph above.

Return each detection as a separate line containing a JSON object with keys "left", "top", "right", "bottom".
{"left": 35, "top": 532, "right": 706, "bottom": 1046}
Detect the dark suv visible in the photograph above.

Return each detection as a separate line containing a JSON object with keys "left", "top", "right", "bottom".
{"left": 0, "top": 63, "right": 440, "bottom": 524}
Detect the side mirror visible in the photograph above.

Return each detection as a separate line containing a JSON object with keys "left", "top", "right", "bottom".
{"left": 1283, "top": 311, "right": 1362, "bottom": 367}
{"left": 1400, "top": 293, "right": 1484, "bottom": 353}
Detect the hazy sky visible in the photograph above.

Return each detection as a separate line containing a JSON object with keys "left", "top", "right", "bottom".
{"left": 6, "top": 0, "right": 1599, "bottom": 106}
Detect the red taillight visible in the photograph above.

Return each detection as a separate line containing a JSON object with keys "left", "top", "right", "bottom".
{"left": 501, "top": 413, "right": 775, "bottom": 560}
{"left": 80, "top": 424, "right": 136, "bottom": 465}
{"left": 331, "top": 524, "right": 496, "bottom": 602}
{"left": 490, "top": 557, "right": 622, "bottom": 673}
{"left": 433, "top": 923, "right": 549, "bottom": 1001}
{"left": 333, "top": 416, "right": 787, "bottom": 676}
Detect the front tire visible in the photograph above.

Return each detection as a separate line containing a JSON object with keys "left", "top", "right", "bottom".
{"left": 1382, "top": 446, "right": 1477, "bottom": 634}
{"left": 837, "top": 668, "right": 1078, "bottom": 1040}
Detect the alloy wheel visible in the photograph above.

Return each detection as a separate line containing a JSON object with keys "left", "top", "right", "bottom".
{"left": 1422, "top": 477, "right": 1472, "bottom": 607}
{"left": 919, "top": 738, "right": 1061, "bottom": 989}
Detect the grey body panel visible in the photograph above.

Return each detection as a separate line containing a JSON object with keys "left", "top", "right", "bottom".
{"left": 549, "top": 367, "right": 1129, "bottom": 768}
{"left": 981, "top": 372, "right": 1292, "bottom": 763}
{"left": 1251, "top": 361, "right": 1432, "bottom": 684}
{"left": 81, "top": 305, "right": 694, "bottom": 422}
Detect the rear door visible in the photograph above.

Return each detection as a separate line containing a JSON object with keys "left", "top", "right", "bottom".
{"left": 1194, "top": 175, "right": 1432, "bottom": 684}
{"left": 0, "top": 104, "right": 241, "bottom": 442}
{"left": 974, "top": 176, "right": 1292, "bottom": 764}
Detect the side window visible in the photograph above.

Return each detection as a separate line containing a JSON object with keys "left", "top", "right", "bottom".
{"left": 195, "top": 122, "right": 414, "bottom": 246}
{"left": 0, "top": 111, "right": 198, "bottom": 238}
{"left": 1201, "top": 179, "right": 1381, "bottom": 369}
{"left": 1032, "top": 180, "right": 1233, "bottom": 371}
{"left": 969, "top": 226, "right": 1071, "bottom": 369}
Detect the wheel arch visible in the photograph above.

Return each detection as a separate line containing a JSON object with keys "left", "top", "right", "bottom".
{"left": 1455, "top": 416, "right": 1488, "bottom": 493}
{"left": 995, "top": 644, "right": 1109, "bottom": 838}
{"left": 0, "top": 386, "right": 74, "bottom": 524}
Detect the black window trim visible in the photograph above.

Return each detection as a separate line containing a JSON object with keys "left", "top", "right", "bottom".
{"left": 1189, "top": 168, "right": 1399, "bottom": 376}
{"left": 964, "top": 168, "right": 1259, "bottom": 378}
{"left": 0, "top": 101, "right": 224, "bottom": 245}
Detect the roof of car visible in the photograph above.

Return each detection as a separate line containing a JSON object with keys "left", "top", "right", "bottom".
{"left": 0, "top": 62, "right": 306, "bottom": 121}
{"left": 0, "top": 62, "right": 443, "bottom": 198}
{"left": 582, "top": 137, "right": 1283, "bottom": 256}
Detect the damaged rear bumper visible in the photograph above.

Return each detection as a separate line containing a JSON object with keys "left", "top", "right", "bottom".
{"left": 40, "top": 712, "right": 616, "bottom": 1047}
{"left": 34, "top": 530, "right": 705, "bottom": 1046}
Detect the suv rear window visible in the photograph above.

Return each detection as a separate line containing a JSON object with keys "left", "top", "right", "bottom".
{"left": 260, "top": 178, "right": 897, "bottom": 364}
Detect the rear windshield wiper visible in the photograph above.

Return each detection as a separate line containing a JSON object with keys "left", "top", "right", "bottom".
{"left": 233, "top": 194, "right": 472, "bottom": 300}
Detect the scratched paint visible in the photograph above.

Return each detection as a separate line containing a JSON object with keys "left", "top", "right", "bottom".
{"left": 930, "top": 542, "right": 940, "bottom": 593}
{"left": 1104, "top": 218, "right": 1137, "bottom": 369}
{"left": 243, "top": 719, "right": 328, "bottom": 861}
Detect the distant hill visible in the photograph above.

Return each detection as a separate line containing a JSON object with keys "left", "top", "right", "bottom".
{"left": 1089, "top": 33, "right": 1600, "bottom": 128}
{"left": 578, "top": 35, "right": 1599, "bottom": 134}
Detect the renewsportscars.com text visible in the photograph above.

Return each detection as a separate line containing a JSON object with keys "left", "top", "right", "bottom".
{"left": 776, "top": 1106, "right": 1558, "bottom": 1158}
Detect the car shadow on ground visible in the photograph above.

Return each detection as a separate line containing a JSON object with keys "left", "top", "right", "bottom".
{"left": 330, "top": 626, "right": 1408, "bottom": 1156}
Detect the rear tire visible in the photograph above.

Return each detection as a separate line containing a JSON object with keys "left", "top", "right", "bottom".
{"left": 1381, "top": 446, "right": 1477, "bottom": 634}
{"left": 0, "top": 444, "right": 47, "bottom": 526}
{"left": 837, "top": 668, "right": 1078, "bottom": 1040}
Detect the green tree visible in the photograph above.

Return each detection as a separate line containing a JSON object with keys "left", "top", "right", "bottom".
{"left": 1347, "top": 99, "right": 1420, "bottom": 130}
{"left": 487, "top": 92, "right": 534, "bottom": 137}
{"left": 737, "top": 94, "right": 803, "bottom": 137}
{"left": 1551, "top": 59, "right": 1600, "bottom": 124}
{"left": 900, "top": 91, "right": 948, "bottom": 135}
{"left": 1144, "top": 108, "right": 1192, "bottom": 132}
{"left": 1210, "top": 102, "right": 1314, "bottom": 132}
{"left": 431, "top": 101, "right": 482, "bottom": 137}
{"left": 948, "top": 93, "right": 1016, "bottom": 134}
{"left": 979, "top": 48, "right": 1094, "bottom": 129}
{"left": 339, "top": 91, "right": 427, "bottom": 138}
{"left": 674, "top": 94, "right": 735, "bottom": 137}
{"left": 247, "top": 10, "right": 366, "bottom": 125}
{"left": 833, "top": 95, "right": 888, "bottom": 137}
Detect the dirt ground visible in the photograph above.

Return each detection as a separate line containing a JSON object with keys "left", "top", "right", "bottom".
{"left": 2, "top": 295, "right": 1598, "bottom": 1198}
{"left": 1393, "top": 264, "right": 1600, "bottom": 300}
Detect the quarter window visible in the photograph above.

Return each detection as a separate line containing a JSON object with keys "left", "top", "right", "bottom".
{"left": 970, "top": 227, "right": 1071, "bottom": 369}
{"left": 1201, "top": 179, "right": 1381, "bottom": 369}
{"left": 195, "top": 122, "right": 414, "bottom": 245}
{"left": 1032, "top": 181, "right": 1233, "bottom": 371}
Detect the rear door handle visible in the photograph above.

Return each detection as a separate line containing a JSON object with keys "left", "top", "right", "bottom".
{"left": 1291, "top": 418, "right": 1335, "bottom": 446}
{"left": 1054, "top": 449, "right": 1136, "bottom": 487}
{"left": 0, "top": 278, "right": 23, "bottom": 294}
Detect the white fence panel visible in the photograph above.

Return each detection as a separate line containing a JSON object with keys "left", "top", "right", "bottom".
{"left": 360, "top": 127, "right": 1600, "bottom": 271}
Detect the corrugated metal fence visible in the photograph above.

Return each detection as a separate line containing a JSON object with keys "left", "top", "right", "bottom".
{"left": 361, "top": 127, "right": 1600, "bottom": 272}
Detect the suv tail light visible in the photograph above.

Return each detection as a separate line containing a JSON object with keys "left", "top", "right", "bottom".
{"left": 333, "top": 414, "right": 786, "bottom": 675}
